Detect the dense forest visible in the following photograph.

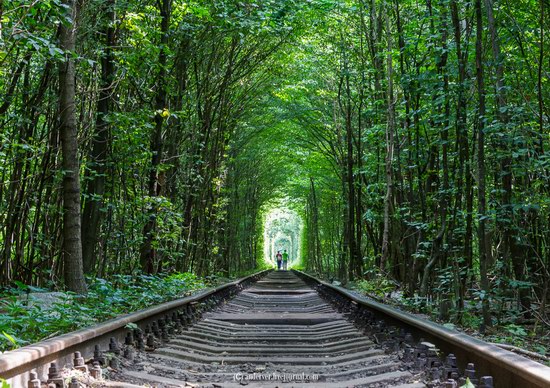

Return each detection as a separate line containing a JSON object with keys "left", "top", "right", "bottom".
{"left": 0, "top": 0, "right": 548, "bottom": 343}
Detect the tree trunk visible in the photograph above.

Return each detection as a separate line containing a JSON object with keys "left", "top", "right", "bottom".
{"left": 344, "top": 75, "right": 357, "bottom": 280}
{"left": 82, "top": 0, "right": 116, "bottom": 273}
{"left": 450, "top": 0, "right": 471, "bottom": 319}
{"left": 484, "top": 0, "right": 530, "bottom": 316}
{"left": 537, "top": 0, "right": 545, "bottom": 154}
{"left": 381, "top": 3, "right": 394, "bottom": 273}
{"left": 140, "top": 0, "right": 171, "bottom": 273}
{"left": 310, "top": 177, "right": 323, "bottom": 272}
{"left": 58, "top": 0, "right": 87, "bottom": 293}
{"left": 475, "top": 0, "right": 492, "bottom": 328}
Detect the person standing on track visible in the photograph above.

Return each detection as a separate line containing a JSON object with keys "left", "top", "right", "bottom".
{"left": 282, "top": 250, "right": 289, "bottom": 270}
{"left": 276, "top": 250, "right": 283, "bottom": 270}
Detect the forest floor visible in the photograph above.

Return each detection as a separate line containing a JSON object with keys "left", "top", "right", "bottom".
{"left": 2, "top": 269, "right": 548, "bottom": 369}
{"left": 0, "top": 272, "right": 237, "bottom": 353}
{"left": 337, "top": 276, "right": 550, "bottom": 367}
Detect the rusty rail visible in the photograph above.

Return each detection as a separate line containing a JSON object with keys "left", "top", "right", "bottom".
{"left": 294, "top": 270, "right": 550, "bottom": 388}
{"left": 0, "top": 269, "right": 270, "bottom": 386}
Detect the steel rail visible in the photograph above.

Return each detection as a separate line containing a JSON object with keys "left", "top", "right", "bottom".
{"left": 0, "top": 269, "right": 270, "bottom": 386}
{"left": 295, "top": 270, "right": 550, "bottom": 388}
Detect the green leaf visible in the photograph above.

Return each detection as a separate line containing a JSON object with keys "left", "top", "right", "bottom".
{"left": 460, "top": 377, "right": 475, "bottom": 388}
{"left": 0, "top": 332, "right": 19, "bottom": 351}
{"left": 125, "top": 323, "right": 138, "bottom": 330}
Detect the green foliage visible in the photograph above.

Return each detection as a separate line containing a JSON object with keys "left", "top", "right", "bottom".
{"left": 0, "top": 0, "right": 548, "bottom": 362}
{"left": 503, "top": 324, "right": 528, "bottom": 337}
{"left": 460, "top": 378, "right": 475, "bottom": 388}
{"left": 124, "top": 322, "right": 139, "bottom": 330}
{"left": 354, "top": 270, "right": 397, "bottom": 299}
{"left": 0, "top": 273, "right": 206, "bottom": 352}
{"left": 292, "top": 263, "right": 306, "bottom": 271}
{"left": 0, "top": 331, "right": 20, "bottom": 352}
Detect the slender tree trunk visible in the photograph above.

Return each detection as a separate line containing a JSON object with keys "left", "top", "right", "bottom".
{"left": 344, "top": 76, "right": 357, "bottom": 279}
{"left": 484, "top": 0, "right": 530, "bottom": 316}
{"left": 82, "top": 0, "right": 116, "bottom": 273}
{"left": 393, "top": 0, "right": 412, "bottom": 286}
{"left": 340, "top": 162, "right": 348, "bottom": 281}
{"left": 140, "top": 0, "right": 171, "bottom": 273}
{"left": 537, "top": 0, "right": 545, "bottom": 154}
{"left": 450, "top": 0, "right": 472, "bottom": 319}
{"left": 475, "top": 0, "right": 492, "bottom": 328}
{"left": 381, "top": 3, "right": 394, "bottom": 273}
{"left": 355, "top": 18, "right": 365, "bottom": 277}
{"left": 58, "top": 0, "right": 87, "bottom": 293}
{"left": 310, "top": 177, "right": 323, "bottom": 272}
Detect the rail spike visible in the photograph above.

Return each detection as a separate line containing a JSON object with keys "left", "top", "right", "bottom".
{"left": 27, "top": 371, "right": 41, "bottom": 388}
{"left": 93, "top": 344, "right": 106, "bottom": 365}
{"left": 90, "top": 361, "right": 102, "bottom": 380}
{"left": 47, "top": 362, "right": 65, "bottom": 388}
{"left": 68, "top": 377, "right": 79, "bottom": 388}
{"left": 479, "top": 376, "right": 494, "bottom": 388}
{"left": 73, "top": 351, "right": 88, "bottom": 373}
{"left": 109, "top": 337, "right": 121, "bottom": 355}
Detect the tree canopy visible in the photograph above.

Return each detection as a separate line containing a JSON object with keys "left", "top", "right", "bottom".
{"left": 0, "top": 0, "right": 548, "bottom": 339}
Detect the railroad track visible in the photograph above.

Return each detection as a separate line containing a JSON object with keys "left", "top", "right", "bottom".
{"left": 1, "top": 270, "right": 550, "bottom": 388}
{"left": 111, "top": 270, "right": 420, "bottom": 387}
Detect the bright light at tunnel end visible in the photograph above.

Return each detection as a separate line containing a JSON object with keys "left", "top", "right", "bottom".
{"left": 262, "top": 207, "right": 303, "bottom": 269}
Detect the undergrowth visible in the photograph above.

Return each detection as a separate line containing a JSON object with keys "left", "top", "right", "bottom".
{"left": 0, "top": 272, "right": 208, "bottom": 352}
{"left": 354, "top": 269, "right": 397, "bottom": 299}
{"left": 340, "top": 271, "right": 548, "bottom": 361}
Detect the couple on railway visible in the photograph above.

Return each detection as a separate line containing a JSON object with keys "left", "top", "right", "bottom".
{"left": 276, "top": 250, "right": 289, "bottom": 270}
